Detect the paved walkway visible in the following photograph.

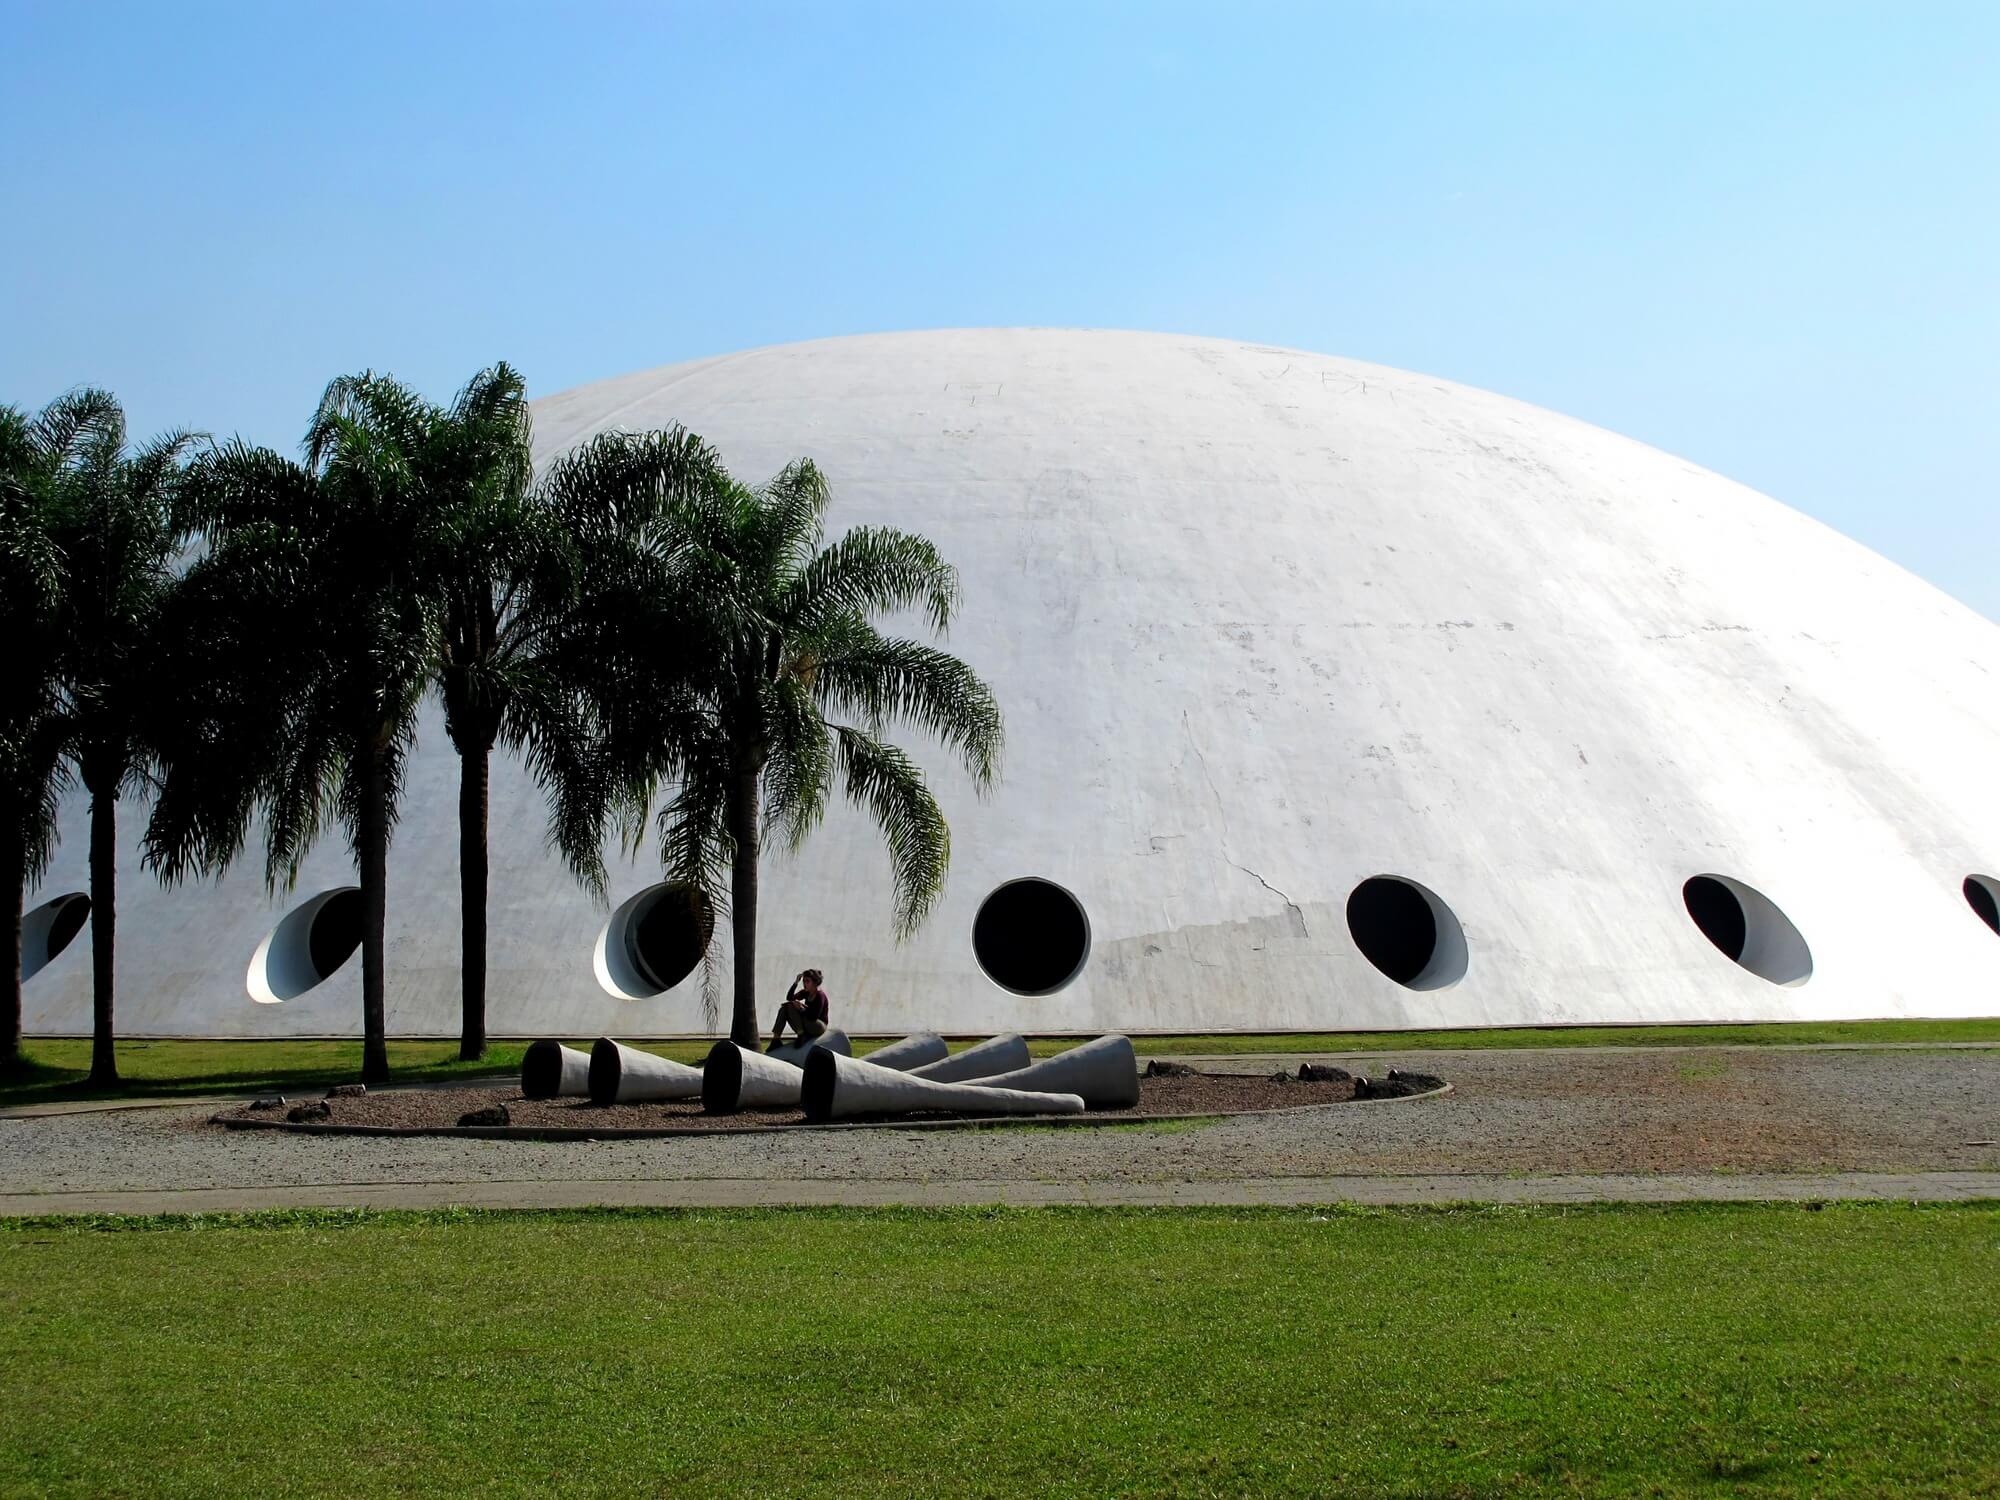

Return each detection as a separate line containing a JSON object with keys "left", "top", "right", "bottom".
{"left": 2, "top": 1170, "right": 1994, "bottom": 1216}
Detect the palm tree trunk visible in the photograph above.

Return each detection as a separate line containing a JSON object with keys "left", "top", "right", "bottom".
{"left": 457, "top": 739, "right": 489, "bottom": 1061}
{"left": 359, "top": 744, "right": 390, "bottom": 1084}
{"left": 0, "top": 825, "right": 22, "bottom": 1073}
{"left": 727, "top": 764, "right": 762, "bottom": 1047}
{"left": 86, "top": 786, "right": 119, "bottom": 1087}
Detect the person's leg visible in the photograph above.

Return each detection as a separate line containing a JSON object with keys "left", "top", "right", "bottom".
{"left": 770, "top": 1007, "right": 795, "bottom": 1046}
{"left": 796, "top": 1015, "right": 827, "bottom": 1042}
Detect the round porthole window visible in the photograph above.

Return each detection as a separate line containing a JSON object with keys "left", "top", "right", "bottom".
{"left": 1345, "top": 876, "right": 1468, "bottom": 990}
{"left": 247, "top": 887, "right": 363, "bottom": 1003}
{"left": 21, "top": 892, "right": 90, "bottom": 982}
{"left": 972, "top": 878, "right": 1090, "bottom": 995}
{"left": 1682, "top": 874, "right": 1812, "bottom": 986}
{"left": 594, "top": 881, "right": 714, "bottom": 1000}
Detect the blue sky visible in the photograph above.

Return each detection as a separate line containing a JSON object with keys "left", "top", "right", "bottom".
{"left": 4, "top": 2, "right": 1996, "bottom": 616}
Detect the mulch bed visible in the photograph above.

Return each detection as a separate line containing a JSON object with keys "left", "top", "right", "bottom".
{"left": 212, "top": 1069, "right": 1442, "bottom": 1135}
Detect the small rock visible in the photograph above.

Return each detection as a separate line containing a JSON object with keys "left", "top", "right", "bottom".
{"left": 457, "top": 1104, "right": 510, "bottom": 1128}
{"left": 287, "top": 1101, "right": 332, "bottom": 1123}
{"left": 1297, "top": 1063, "right": 1352, "bottom": 1083}
{"left": 248, "top": 1095, "right": 287, "bottom": 1110}
{"left": 325, "top": 1083, "right": 367, "bottom": 1099}
{"left": 1144, "top": 1060, "right": 1198, "bottom": 1078}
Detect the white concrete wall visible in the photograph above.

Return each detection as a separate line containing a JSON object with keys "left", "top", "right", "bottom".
{"left": 24, "top": 329, "right": 2000, "bottom": 1035}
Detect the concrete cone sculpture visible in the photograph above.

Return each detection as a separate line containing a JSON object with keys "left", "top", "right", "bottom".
{"left": 910, "top": 1032, "right": 1030, "bottom": 1083}
{"left": 859, "top": 1031, "right": 950, "bottom": 1071}
{"left": 802, "top": 1048, "right": 1084, "bottom": 1122}
{"left": 765, "top": 1028, "right": 853, "bottom": 1067}
{"left": 703, "top": 1041, "right": 812, "bottom": 1113}
{"left": 978, "top": 1034, "right": 1141, "bottom": 1108}
{"left": 521, "top": 1040, "right": 591, "bottom": 1099}
{"left": 588, "top": 1039, "right": 705, "bottom": 1105}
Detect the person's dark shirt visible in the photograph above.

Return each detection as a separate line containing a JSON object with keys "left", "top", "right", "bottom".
{"left": 790, "top": 988, "right": 830, "bottom": 1024}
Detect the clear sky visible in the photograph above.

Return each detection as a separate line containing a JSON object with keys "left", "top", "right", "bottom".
{"left": 4, "top": 2, "right": 1996, "bottom": 616}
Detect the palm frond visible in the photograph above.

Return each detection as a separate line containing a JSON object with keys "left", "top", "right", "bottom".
{"left": 809, "top": 632, "right": 1003, "bottom": 790}
{"left": 779, "top": 524, "right": 961, "bottom": 636}
{"left": 306, "top": 371, "right": 431, "bottom": 473}
{"left": 751, "top": 458, "right": 828, "bottom": 590}
{"left": 833, "top": 724, "right": 950, "bottom": 938}
{"left": 760, "top": 675, "right": 832, "bottom": 852}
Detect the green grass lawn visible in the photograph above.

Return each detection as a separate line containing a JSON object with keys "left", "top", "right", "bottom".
{"left": 0, "top": 1203, "right": 1992, "bottom": 1498}
{"left": 3, "top": 1017, "right": 1995, "bottom": 1110}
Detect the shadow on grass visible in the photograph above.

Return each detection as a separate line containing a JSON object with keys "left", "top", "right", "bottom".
{"left": 0, "top": 1042, "right": 528, "bottom": 1111}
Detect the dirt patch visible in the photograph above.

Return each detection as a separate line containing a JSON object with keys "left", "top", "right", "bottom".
{"left": 211, "top": 1071, "right": 1394, "bottom": 1134}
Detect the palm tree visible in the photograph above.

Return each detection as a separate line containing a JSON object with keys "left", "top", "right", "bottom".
{"left": 50, "top": 406, "right": 197, "bottom": 1085}
{"left": 540, "top": 430, "right": 1005, "bottom": 1046}
{"left": 145, "top": 426, "right": 438, "bottom": 1084}
{"left": 304, "top": 364, "right": 581, "bottom": 1060}
{"left": 0, "top": 390, "right": 120, "bottom": 1073}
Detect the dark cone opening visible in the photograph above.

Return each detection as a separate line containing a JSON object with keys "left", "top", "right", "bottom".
{"left": 587, "top": 1038, "right": 623, "bottom": 1106}
{"left": 1965, "top": 876, "right": 2000, "bottom": 936}
{"left": 1346, "top": 877, "right": 1438, "bottom": 985}
{"left": 1684, "top": 876, "right": 1748, "bottom": 962}
{"left": 47, "top": 895, "right": 90, "bottom": 958}
{"left": 627, "top": 883, "right": 713, "bottom": 993}
{"left": 972, "top": 879, "right": 1090, "bottom": 995}
{"left": 523, "top": 1039, "right": 566, "bottom": 1100}
{"left": 701, "top": 1041, "right": 744, "bottom": 1114}
{"left": 308, "top": 889, "right": 364, "bottom": 982}
{"left": 801, "top": 1047, "right": 839, "bottom": 1122}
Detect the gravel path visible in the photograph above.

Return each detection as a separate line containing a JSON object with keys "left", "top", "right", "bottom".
{"left": 2, "top": 1048, "right": 1994, "bottom": 1214}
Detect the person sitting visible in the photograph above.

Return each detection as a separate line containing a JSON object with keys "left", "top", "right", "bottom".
{"left": 769, "top": 969, "right": 830, "bottom": 1050}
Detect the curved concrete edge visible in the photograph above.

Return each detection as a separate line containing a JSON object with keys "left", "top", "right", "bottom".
{"left": 209, "top": 1081, "right": 1453, "bottom": 1140}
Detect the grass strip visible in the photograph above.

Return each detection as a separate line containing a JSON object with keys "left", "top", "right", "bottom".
{"left": 0, "top": 1201, "right": 1992, "bottom": 1498}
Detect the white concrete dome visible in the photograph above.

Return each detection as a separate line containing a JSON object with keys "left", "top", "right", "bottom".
{"left": 25, "top": 329, "right": 2000, "bottom": 1037}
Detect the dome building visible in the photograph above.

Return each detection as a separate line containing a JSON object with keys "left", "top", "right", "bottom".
{"left": 22, "top": 329, "right": 2000, "bottom": 1037}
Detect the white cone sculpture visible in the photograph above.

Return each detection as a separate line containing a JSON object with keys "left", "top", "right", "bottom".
{"left": 765, "top": 1028, "right": 853, "bottom": 1067}
{"left": 910, "top": 1033, "right": 1031, "bottom": 1083}
{"left": 588, "top": 1039, "right": 705, "bottom": 1105}
{"left": 860, "top": 1031, "right": 950, "bottom": 1072}
{"left": 802, "top": 1048, "right": 1084, "bottom": 1122}
{"left": 703, "top": 1041, "right": 811, "bottom": 1113}
{"left": 977, "top": 1034, "right": 1141, "bottom": 1109}
{"left": 521, "top": 1040, "right": 591, "bottom": 1100}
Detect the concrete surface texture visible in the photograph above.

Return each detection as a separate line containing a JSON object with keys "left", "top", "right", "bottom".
{"left": 20, "top": 328, "right": 2000, "bottom": 1037}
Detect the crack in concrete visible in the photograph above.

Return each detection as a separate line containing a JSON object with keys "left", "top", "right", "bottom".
{"left": 1234, "top": 863, "right": 1309, "bottom": 938}
{"left": 1185, "top": 710, "right": 1309, "bottom": 940}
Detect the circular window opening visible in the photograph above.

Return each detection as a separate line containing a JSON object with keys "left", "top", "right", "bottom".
{"left": 247, "top": 887, "right": 363, "bottom": 1003}
{"left": 21, "top": 892, "right": 90, "bottom": 982}
{"left": 972, "top": 878, "right": 1090, "bottom": 995}
{"left": 1682, "top": 874, "right": 1812, "bottom": 986}
{"left": 1964, "top": 875, "right": 2000, "bottom": 936}
{"left": 1345, "top": 875, "right": 1468, "bottom": 990}
{"left": 593, "top": 881, "right": 714, "bottom": 1000}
